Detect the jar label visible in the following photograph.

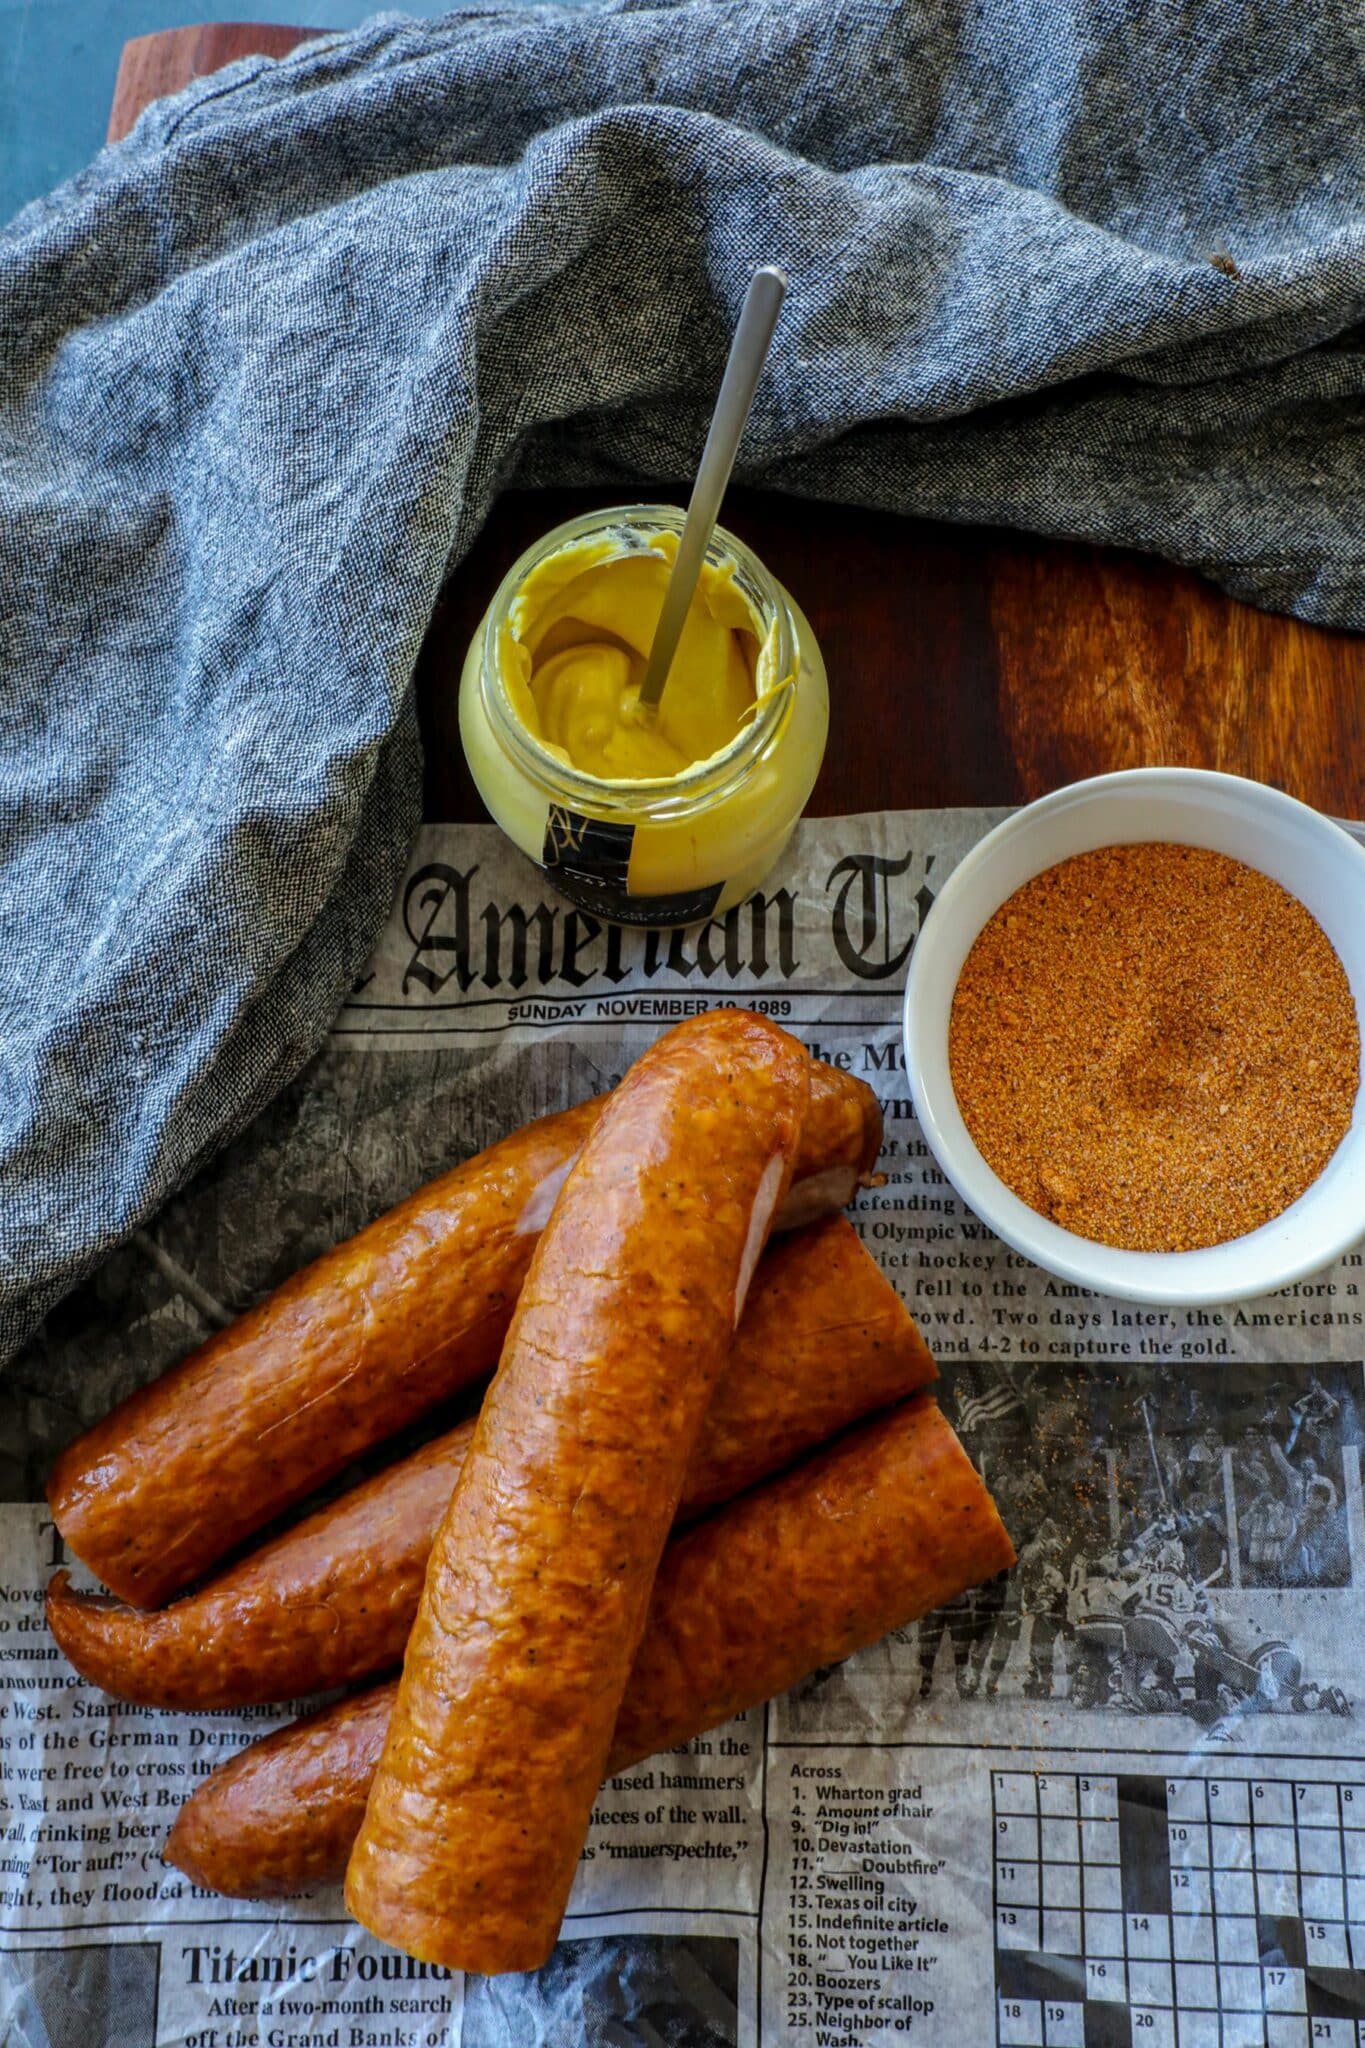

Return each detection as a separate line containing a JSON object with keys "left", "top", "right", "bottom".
{"left": 542, "top": 805, "right": 724, "bottom": 928}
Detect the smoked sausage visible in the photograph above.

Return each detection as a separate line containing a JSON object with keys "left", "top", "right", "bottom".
{"left": 345, "top": 1011, "right": 811, "bottom": 1974}
{"left": 164, "top": 1395, "right": 1013, "bottom": 1899}
{"left": 47, "top": 1218, "right": 933, "bottom": 1708}
{"left": 48, "top": 1054, "right": 880, "bottom": 1609}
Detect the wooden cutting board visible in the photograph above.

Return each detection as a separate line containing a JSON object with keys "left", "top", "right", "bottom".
{"left": 110, "top": 26, "right": 1364, "bottom": 825}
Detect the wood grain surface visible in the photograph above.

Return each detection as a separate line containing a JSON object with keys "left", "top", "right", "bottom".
{"left": 111, "top": 25, "right": 1365, "bottom": 824}
{"left": 109, "top": 23, "right": 321, "bottom": 140}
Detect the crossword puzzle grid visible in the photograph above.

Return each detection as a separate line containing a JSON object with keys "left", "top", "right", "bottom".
{"left": 992, "top": 1770, "right": 1365, "bottom": 2048}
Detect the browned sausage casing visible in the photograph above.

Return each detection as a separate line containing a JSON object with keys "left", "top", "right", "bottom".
{"left": 165, "top": 1394, "right": 1013, "bottom": 1900}
{"left": 345, "top": 1011, "right": 811, "bottom": 1974}
{"left": 47, "top": 1217, "right": 933, "bottom": 1708}
{"left": 47, "top": 1054, "right": 880, "bottom": 1610}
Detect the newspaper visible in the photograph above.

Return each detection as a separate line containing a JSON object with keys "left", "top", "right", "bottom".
{"left": 4, "top": 806, "right": 1365, "bottom": 2048}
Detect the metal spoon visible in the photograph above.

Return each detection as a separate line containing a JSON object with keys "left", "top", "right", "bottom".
{"left": 636, "top": 265, "right": 787, "bottom": 715}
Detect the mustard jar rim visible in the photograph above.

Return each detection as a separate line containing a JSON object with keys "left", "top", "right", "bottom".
{"left": 476, "top": 503, "right": 801, "bottom": 825}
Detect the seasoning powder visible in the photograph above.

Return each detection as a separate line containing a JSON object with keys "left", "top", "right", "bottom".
{"left": 948, "top": 844, "right": 1360, "bottom": 1252}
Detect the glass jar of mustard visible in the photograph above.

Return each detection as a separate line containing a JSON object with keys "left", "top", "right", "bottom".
{"left": 458, "top": 505, "right": 828, "bottom": 927}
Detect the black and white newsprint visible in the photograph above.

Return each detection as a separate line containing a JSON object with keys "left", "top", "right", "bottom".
{"left": 4, "top": 809, "right": 1365, "bottom": 2048}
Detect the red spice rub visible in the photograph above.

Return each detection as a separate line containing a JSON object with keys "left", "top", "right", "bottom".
{"left": 949, "top": 844, "right": 1359, "bottom": 1252}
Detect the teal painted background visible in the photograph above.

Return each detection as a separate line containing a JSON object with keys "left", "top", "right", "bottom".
{"left": 1, "top": 3, "right": 577, "bottom": 229}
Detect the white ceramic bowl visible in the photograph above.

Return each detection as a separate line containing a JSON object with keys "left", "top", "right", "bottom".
{"left": 902, "top": 768, "right": 1365, "bottom": 1306}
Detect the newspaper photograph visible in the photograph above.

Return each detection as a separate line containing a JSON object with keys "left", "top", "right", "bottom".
{"left": 3, "top": 807, "right": 1365, "bottom": 2048}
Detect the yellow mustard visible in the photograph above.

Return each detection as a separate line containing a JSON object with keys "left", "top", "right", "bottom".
{"left": 459, "top": 507, "right": 828, "bottom": 928}
{"left": 506, "top": 534, "right": 764, "bottom": 781}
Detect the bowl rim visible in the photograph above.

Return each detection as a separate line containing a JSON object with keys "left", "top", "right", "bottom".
{"left": 901, "top": 766, "right": 1365, "bottom": 1307}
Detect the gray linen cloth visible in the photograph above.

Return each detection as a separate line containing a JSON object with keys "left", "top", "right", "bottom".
{"left": 1, "top": 0, "right": 1362, "bottom": 1362}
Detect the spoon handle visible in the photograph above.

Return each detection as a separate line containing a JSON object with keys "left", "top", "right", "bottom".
{"left": 637, "top": 266, "right": 787, "bottom": 712}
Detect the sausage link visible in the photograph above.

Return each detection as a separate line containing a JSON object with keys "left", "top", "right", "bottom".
{"left": 168, "top": 1680, "right": 396, "bottom": 1900}
{"left": 345, "top": 1011, "right": 811, "bottom": 1974}
{"left": 46, "top": 1097, "right": 601, "bottom": 1611}
{"left": 48, "top": 1054, "right": 880, "bottom": 1610}
{"left": 677, "top": 1214, "right": 931, "bottom": 1520}
{"left": 164, "top": 1394, "right": 1012, "bottom": 1899}
{"left": 610, "top": 1392, "right": 1014, "bottom": 1767}
{"left": 47, "top": 1217, "right": 931, "bottom": 1708}
{"left": 48, "top": 1425, "right": 469, "bottom": 1709}
{"left": 779, "top": 1054, "right": 882, "bottom": 1220}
